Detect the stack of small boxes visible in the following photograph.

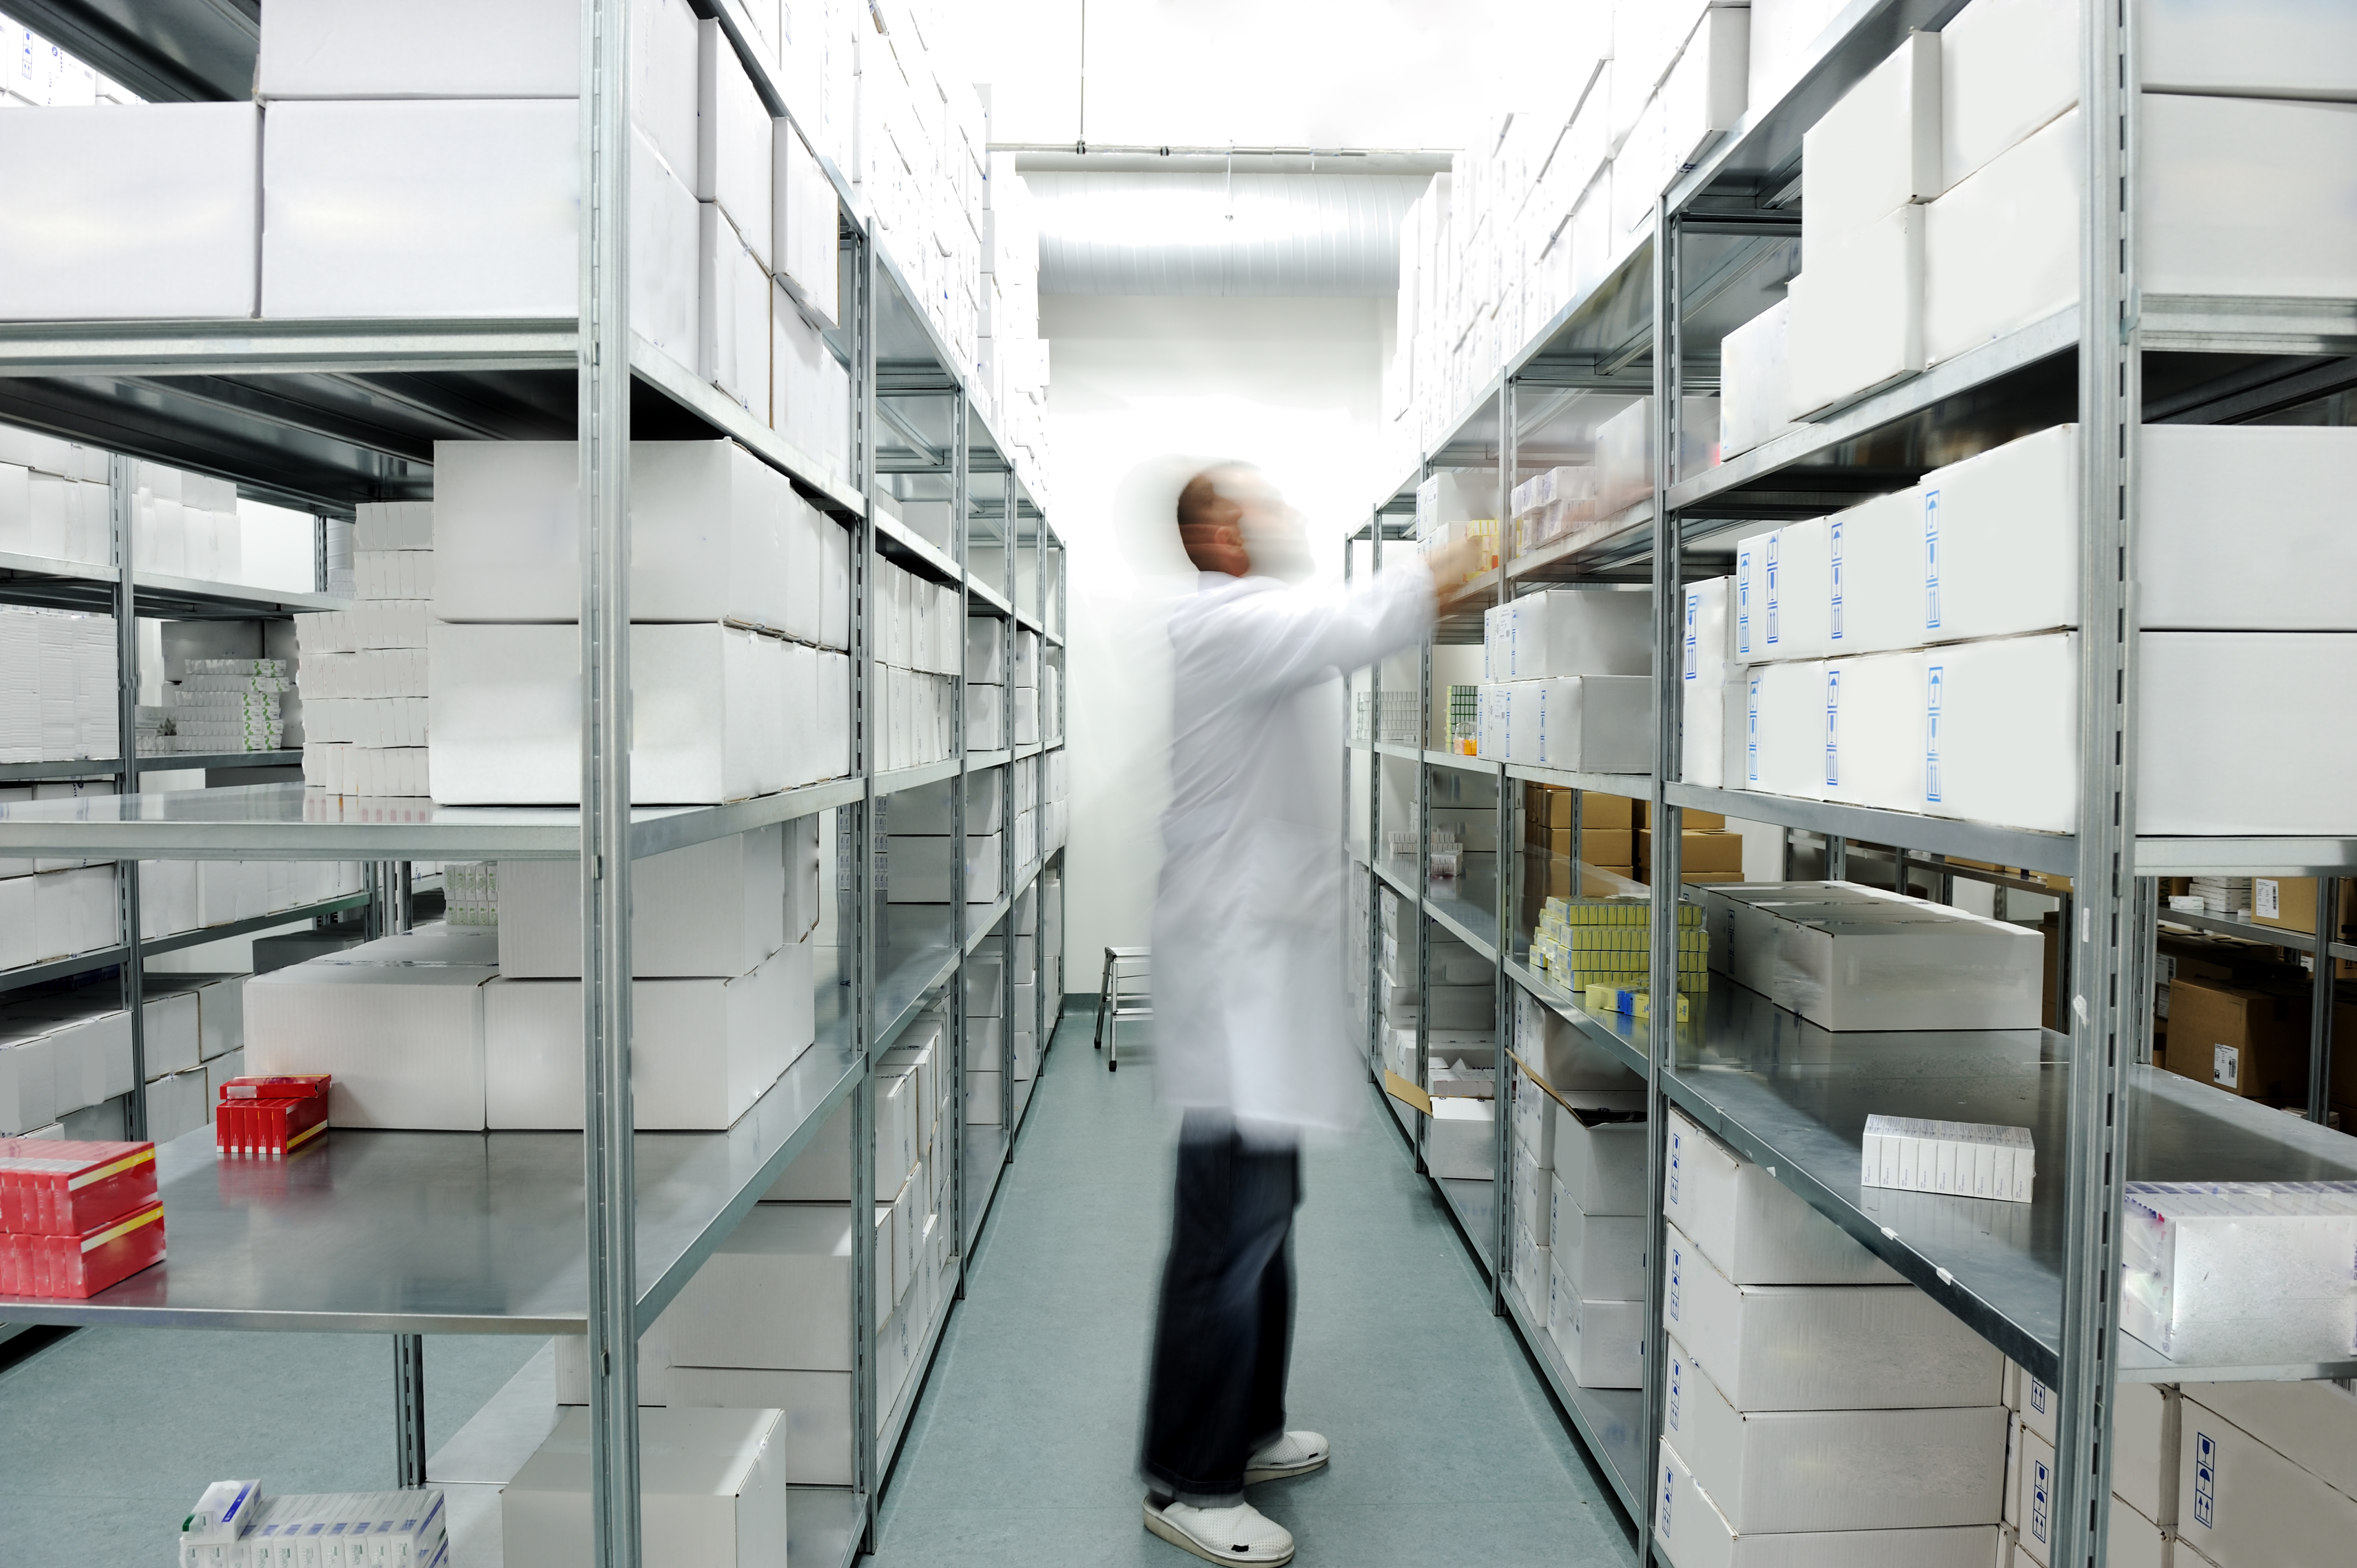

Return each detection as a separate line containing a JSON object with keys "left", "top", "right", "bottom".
{"left": 298, "top": 499, "right": 432, "bottom": 797}
{"left": 1012, "top": 626, "right": 1042, "bottom": 747}
{"left": 1476, "top": 589, "right": 1651, "bottom": 771}
{"left": 872, "top": 555, "right": 963, "bottom": 771}
{"left": 0, "top": 783, "right": 119, "bottom": 978}
{"left": 966, "top": 615, "right": 1007, "bottom": 750}
{"left": 214, "top": 1072, "right": 330, "bottom": 1158}
{"left": 0, "top": 1136, "right": 163, "bottom": 1297}
{"left": 1528, "top": 895, "right": 1706, "bottom": 1009}
{"left": 177, "top": 1481, "right": 446, "bottom": 1568}
{"left": 1655, "top": 1102, "right": 2008, "bottom": 1565}
{"left": 884, "top": 772, "right": 1004, "bottom": 914}
{"left": 0, "top": 422, "right": 112, "bottom": 568}
{"left": 158, "top": 656, "right": 290, "bottom": 756}
{"left": 0, "top": 607, "right": 115, "bottom": 764}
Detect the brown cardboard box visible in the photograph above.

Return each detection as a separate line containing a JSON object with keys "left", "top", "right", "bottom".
{"left": 2162, "top": 976, "right": 2313, "bottom": 1101}
{"left": 1526, "top": 787, "right": 1639, "bottom": 832}
{"left": 1638, "top": 828, "right": 1744, "bottom": 874}
{"left": 2329, "top": 992, "right": 2357, "bottom": 1108}
{"left": 1684, "top": 808, "right": 1726, "bottom": 831}
{"left": 1585, "top": 793, "right": 1638, "bottom": 829}
{"left": 2253, "top": 876, "right": 2354, "bottom": 938}
{"left": 1585, "top": 864, "right": 1639, "bottom": 895}
{"left": 1537, "top": 827, "right": 1634, "bottom": 864}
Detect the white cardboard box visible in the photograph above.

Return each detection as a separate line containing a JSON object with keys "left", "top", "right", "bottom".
{"left": 667, "top": 1203, "right": 853, "bottom": 1371}
{"left": 1548, "top": 1258, "right": 1645, "bottom": 1390}
{"left": 262, "top": 100, "right": 578, "bottom": 319}
{"left": 699, "top": 202, "right": 773, "bottom": 414}
{"left": 2176, "top": 1395, "right": 2357, "bottom": 1568}
{"left": 433, "top": 439, "right": 791, "bottom": 627}
{"left": 883, "top": 832, "right": 1002, "bottom": 905}
{"left": 771, "top": 121, "right": 838, "bottom": 327}
{"left": 497, "top": 824, "right": 787, "bottom": 978}
{"left": 696, "top": 19, "right": 773, "bottom": 270}
{"left": 1802, "top": 30, "right": 1941, "bottom": 247}
{"left": 665, "top": 1366, "right": 852, "bottom": 1486}
{"left": 1488, "top": 675, "right": 1653, "bottom": 771}
{"left": 2142, "top": 426, "right": 2357, "bottom": 631}
{"left": 1821, "top": 651, "right": 1927, "bottom": 809}
{"left": 1553, "top": 1102, "right": 1649, "bottom": 1216}
{"left": 1736, "top": 659, "right": 1826, "bottom": 799}
{"left": 2140, "top": 632, "right": 2357, "bottom": 835}
{"left": 1665, "top": 1106, "right": 1905, "bottom": 1286}
{"left": 1786, "top": 204, "right": 1923, "bottom": 416}
{"left": 1488, "top": 589, "right": 1654, "bottom": 680}
{"left": 482, "top": 938, "right": 807, "bottom": 1130}
{"left": 245, "top": 961, "right": 493, "bottom": 1129}
{"left": 1923, "top": 103, "right": 2079, "bottom": 366}
{"left": 0, "top": 103, "right": 259, "bottom": 320}
{"left": 1427, "top": 1096, "right": 1496, "bottom": 1180}
{"left": 1937, "top": 0, "right": 2076, "bottom": 193}
{"left": 1735, "top": 516, "right": 1833, "bottom": 663}
{"left": 1919, "top": 631, "right": 2080, "bottom": 833}
{"left": 1665, "top": 1220, "right": 2003, "bottom": 1411}
{"left": 1918, "top": 425, "right": 2078, "bottom": 643}
{"left": 503, "top": 1406, "right": 788, "bottom": 1568}
{"left": 1654, "top": 1436, "right": 1998, "bottom": 1568}
{"left": 1777, "top": 900, "right": 2042, "bottom": 1033}
{"left": 1718, "top": 298, "right": 1800, "bottom": 460}
{"left": 1664, "top": 1335, "right": 2008, "bottom": 1533}
{"left": 1823, "top": 487, "right": 1922, "bottom": 657}
{"left": 1554, "top": 1204, "right": 1648, "bottom": 1302}
{"left": 429, "top": 622, "right": 786, "bottom": 804}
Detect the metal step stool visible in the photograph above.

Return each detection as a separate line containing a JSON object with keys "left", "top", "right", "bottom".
{"left": 1094, "top": 946, "right": 1150, "bottom": 1072}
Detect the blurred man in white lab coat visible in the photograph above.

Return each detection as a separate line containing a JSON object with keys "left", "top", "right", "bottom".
{"left": 1141, "top": 463, "right": 1480, "bottom": 1567}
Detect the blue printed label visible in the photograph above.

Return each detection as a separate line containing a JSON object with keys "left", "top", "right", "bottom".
{"left": 1737, "top": 549, "right": 1752, "bottom": 656}
{"left": 1659, "top": 1458, "right": 1675, "bottom": 1533}
{"left": 1923, "top": 488, "right": 1942, "bottom": 631}
{"left": 1684, "top": 590, "right": 1699, "bottom": 680}
{"left": 2194, "top": 1431, "right": 2216, "bottom": 1529}
{"left": 1667, "top": 1355, "right": 1682, "bottom": 1432}
{"left": 1746, "top": 676, "right": 1761, "bottom": 785}
{"left": 1666, "top": 1244, "right": 1682, "bottom": 1322}
{"left": 1828, "top": 517, "right": 1845, "bottom": 642}
{"left": 1823, "top": 667, "right": 1841, "bottom": 790}
{"left": 2031, "top": 1456, "right": 2052, "bottom": 1546}
{"left": 1764, "top": 532, "right": 1782, "bottom": 647}
{"left": 1925, "top": 664, "right": 1944, "bottom": 803}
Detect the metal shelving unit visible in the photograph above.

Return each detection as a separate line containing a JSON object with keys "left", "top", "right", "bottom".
{"left": 0, "top": 6, "right": 1070, "bottom": 1565}
{"left": 1346, "top": 4, "right": 2357, "bottom": 1561}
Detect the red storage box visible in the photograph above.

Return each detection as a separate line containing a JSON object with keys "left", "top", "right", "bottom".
{"left": 216, "top": 1095, "right": 328, "bottom": 1159}
{"left": 0, "top": 1140, "right": 159, "bottom": 1236}
{"left": 1, "top": 1196, "right": 165, "bottom": 1298}
{"left": 218, "top": 1074, "right": 331, "bottom": 1102}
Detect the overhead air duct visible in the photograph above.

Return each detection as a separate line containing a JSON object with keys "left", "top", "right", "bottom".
{"left": 1026, "top": 171, "right": 1430, "bottom": 296}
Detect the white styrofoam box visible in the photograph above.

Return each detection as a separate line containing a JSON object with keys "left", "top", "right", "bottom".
{"left": 1717, "top": 298, "right": 1799, "bottom": 460}
{"left": 1549, "top": 1260, "right": 1645, "bottom": 1389}
{"left": 1665, "top": 1106, "right": 1904, "bottom": 1285}
{"left": 1777, "top": 899, "right": 2044, "bottom": 1031}
{"left": 1594, "top": 396, "right": 1721, "bottom": 515}
{"left": 665, "top": 1366, "right": 851, "bottom": 1486}
{"left": 2122, "top": 1181, "right": 2357, "bottom": 1362}
{"left": 1937, "top": 0, "right": 2076, "bottom": 193}
{"left": 137, "top": 987, "right": 201, "bottom": 1079}
{"left": 196, "top": 974, "right": 245, "bottom": 1062}
{"left": 700, "top": 203, "right": 772, "bottom": 414}
{"left": 1502, "top": 675, "right": 1653, "bottom": 772}
{"left": 772, "top": 120, "right": 838, "bottom": 325}
{"left": 1665, "top": 1221, "right": 2001, "bottom": 1411}
{"left": 1923, "top": 103, "right": 2078, "bottom": 367}
{"left": 429, "top": 622, "right": 786, "bottom": 804}
{"left": 634, "top": 127, "right": 702, "bottom": 365}
{"left": 263, "top": 100, "right": 578, "bottom": 318}
{"left": 1653, "top": 1436, "right": 1999, "bottom": 1568}
{"left": 245, "top": 961, "right": 493, "bottom": 1129}
{"left": 2143, "top": 427, "right": 2357, "bottom": 631}
{"left": 1802, "top": 30, "right": 1940, "bottom": 248}
{"left": 1555, "top": 1205, "right": 1648, "bottom": 1302}
{"left": 483, "top": 938, "right": 807, "bottom": 1130}
{"left": 2176, "top": 1395, "right": 2357, "bottom": 1568}
{"left": 966, "top": 615, "right": 1007, "bottom": 684}
{"left": 0, "top": 103, "right": 259, "bottom": 320}
{"left": 1554, "top": 1102, "right": 1648, "bottom": 1216}
{"left": 1733, "top": 661, "right": 1816, "bottom": 798}
{"left": 1665, "top": 1335, "right": 2008, "bottom": 1533}
{"left": 1426, "top": 1096, "right": 1496, "bottom": 1181}
{"left": 1820, "top": 488, "right": 1921, "bottom": 657}
{"left": 497, "top": 824, "right": 787, "bottom": 978}
{"left": 1695, "top": 882, "right": 1905, "bottom": 989}
{"left": 503, "top": 1407, "right": 788, "bottom": 1568}
{"left": 2178, "top": 1380, "right": 2357, "bottom": 1514}
{"left": 32, "top": 865, "right": 117, "bottom": 961}
{"left": 0, "top": 1036, "right": 56, "bottom": 1134}
{"left": 434, "top": 439, "right": 791, "bottom": 627}
{"left": 1921, "top": 632, "right": 2078, "bottom": 833}
{"left": 668, "top": 1203, "right": 853, "bottom": 1370}
{"left": 696, "top": 19, "right": 773, "bottom": 270}
{"left": 778, "top": 492, "right": 825, "bottom": 645}
{"left": 1656, "top": 4, "right": 1751, "bottom": 168}
{"left": 1490, "top": 588, "right": 1653, "bottom": 679}
{"left": 1785, "top": 204, "right": 1923, "bottom": 416}
{"left": 2141, "top": 632, "right": 2357, "bottom": 834}
{"left": 1821, "top": 651, "right": 1926, "bottom": 808}
{"left": 1734, "top": 517, "right": 1832, "bottom": 663}
{"left": 2142, "top": 92, "right": 2357, "bottom": 300}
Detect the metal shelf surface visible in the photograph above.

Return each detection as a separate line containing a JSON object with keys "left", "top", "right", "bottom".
{"left": 0, "top": 776, "right": 868, "bottom": 862}
{"left": 1655, "top": 982, "right": 2357, "bottom": 1387}
{"left": 0, "top": 1035, "right": 863, "bottom": 1335}
{"left": 0, "top": 547, "right": 354, "bottom": 620}
{"left": 1424, "top": 883, "right": 1501, "bottom": 963}
{"left": 1501, "top": 1273, "right": 1645, "bottom": 1526}
{"left": 2159, "top": 908, "right": 2357, "bottom": 964}
{"left": 0, "top": 891, "right": 369, "bottom": 996}
{"left": 1504, "top": 763, "right": 1653, "bottom": 798}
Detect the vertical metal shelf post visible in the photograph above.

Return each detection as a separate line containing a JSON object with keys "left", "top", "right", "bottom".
{"left": 1639, "top": 195, "right": 1690, "bottom": 1568}
{"left": 950, "top": 391, "right": 971, "bottom": 1298}
{"left": 999, "top": 479, "right": 1017, "bottom": 1137}
{"left": 1488, "top": 375, "right": 1515, "bottom": 1312}
{"left": 2308, "top": 876, "right": 2341, "bottom": 1123}
{"left": 576, "top": 0, "right": 641, "bottom": 1562}
{"left": 849, "top": 217, "right": 882, "bottom": 1553}
{"left": 107, "top": 451, "right": 147, "bottom": 1140}
{"left": 2053, "top": 2, "right": 2144, "bottom": 1560}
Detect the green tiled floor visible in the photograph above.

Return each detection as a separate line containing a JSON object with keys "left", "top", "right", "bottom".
{"left": 873, "top": 1012, "right": 1635, "bottom": 1566}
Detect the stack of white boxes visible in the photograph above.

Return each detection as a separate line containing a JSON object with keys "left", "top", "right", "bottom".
{"left": 1476, "top": 589, "right": 1653, "bottom": 770}
{"left": 964, "top": 942, "right": 1005, "bottom": 1125}
{"left": 965, "top": 615, "right": 1007, "bottom": 750}
{"left": 1010, "top": 627, "right": 1041, "bottom": 748}
{"left": 128, "top": 460, "right": 244, "bottom": 582}
{"left": 1695, "top": 880, "right": 2043, "bottom": 1031}
{"left": 871, "top": 556, "right": 960, "bottom": 772}
{"left": 1654, "top": 1103, "right": 2007, "bottom": 1566}
{"left": 1010, "top": 756, "right": 1038, "bottom": 875}
{"left": 1716, "top": 422, "right": 2357, "bottom": 835}
{"left": 1780, "top": 1, "right": 2357, "bottom": 417}
{"left": 424, "top": 439, "right": 851, "bottom": 805}
{"left": 0, "top": 422, "right": 111, "bottom": 567}
{"left": 503, "top": 1405, "right": 786, "bottom": 1568}
{"left": 125, "top": 857, "right": 362, "bottom": 957}
{"left": 246, "top": 823, "right": 816, "bottom": 1133}
{"left": 0, "top": 971, "right": 244, "bottom": 1143}
{"left": 0, "top": 780, "right": 116, "bottom": 974}
{"left": 0, "top": 607, "right": 115, "bottom": 763}
{"left": 883, "top": 771, "right": 1002, "bottom": 911}
{"left": 1039, "top": 864, "right": 1062, "bottom": 1014}
{"left": 297, "top": 498, "right": 431, "bottom": 796}
{"left": 1378, "top": 897, "right": 1496, "bottom": 1108}
{"left": 1511, "top": 993, "right": 1654, "bottom": 1389}
{"left": 1010, "top": 881, "right": 1039, "bottom": 1080}
{"left": 1039, "top": 749, "right": 1069, "bottom": 858}
{"left": 156, "top": 656, "right": 292, "bottom": 757}
{"left": 1, "top": 16, "right": 136, "bottom": 108}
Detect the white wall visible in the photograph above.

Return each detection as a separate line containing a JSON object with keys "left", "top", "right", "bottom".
{"left": 1043, "top": 293, "right": 1387, "bottom": 984}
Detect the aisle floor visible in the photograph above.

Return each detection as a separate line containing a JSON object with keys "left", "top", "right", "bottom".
{"left": 874, "top": 1010, "right": 1635, "bottom": 1566}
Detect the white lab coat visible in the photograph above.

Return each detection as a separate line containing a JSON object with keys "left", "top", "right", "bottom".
{"left": 1150, "top": 565, "right": 1437, "bottom": 1136}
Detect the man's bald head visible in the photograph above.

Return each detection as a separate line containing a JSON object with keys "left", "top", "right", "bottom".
{"left": 1177, "top": 464, "right": 1253, "bottom": 577}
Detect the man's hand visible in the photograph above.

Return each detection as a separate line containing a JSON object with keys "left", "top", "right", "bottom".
{"left": 1421, "top": 533, "right": 1490, "bottom": 615}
